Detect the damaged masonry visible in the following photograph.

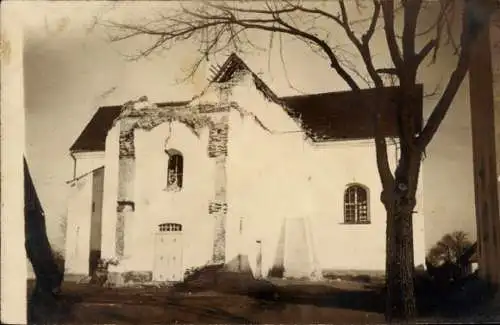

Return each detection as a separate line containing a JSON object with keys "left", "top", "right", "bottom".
{"left": 64, "top": 53, "right": 425, "bottom": 287}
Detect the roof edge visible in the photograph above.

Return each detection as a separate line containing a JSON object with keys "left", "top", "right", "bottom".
{"left": 66, "top": 165, "right": 104, "bottom": 184}
{"left": 279, "top": 84, "right": 424, "bottom": 100}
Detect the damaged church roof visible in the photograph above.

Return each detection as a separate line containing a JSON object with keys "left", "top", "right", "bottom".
{"left": 210, "top": 52, "right": 280, "bottom": 102}
{"left": 70, "top": 101, "right": 189, "bottom": 152}
{"left": 69, "top": 53, "right": 423, "bottom": 153}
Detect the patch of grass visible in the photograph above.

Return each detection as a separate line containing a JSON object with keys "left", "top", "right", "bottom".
{"left": 322, "top": 271, "right": 383, "bottom": 284}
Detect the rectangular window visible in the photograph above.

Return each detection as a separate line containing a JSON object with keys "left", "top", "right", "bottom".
{"left": 166, "top": 151, "right": 183, "bottom": 190}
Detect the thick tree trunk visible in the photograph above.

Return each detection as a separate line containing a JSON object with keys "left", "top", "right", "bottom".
{"left": 384, "top": 151, "right": 421, "bottom": 322}
{"left": 469, "top": 20, "right": 500, "bottom": 289}
{"left": 24, "top": 159, "right": 63, "bottom": 322}
{"left": 385, "top": 198, "right": 416, "bottom": 321}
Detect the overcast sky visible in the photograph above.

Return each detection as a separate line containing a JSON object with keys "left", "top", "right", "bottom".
{"left": 20, "top": 1, "right": 480, "bottom": 252}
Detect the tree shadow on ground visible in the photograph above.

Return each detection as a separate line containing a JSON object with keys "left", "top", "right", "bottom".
{"left": 28, "top": 288, "right": 83, "bottom": 324}
{"left": 28, "top": 280, "right": 254, "bottom": 324}
{"left": 248, "top": 281, "right": 385, "bottom": 314}
{"left": 28, "top": 292, "right": 254, "bottom": 324}
{"left": 181, "top": 266, "right": 495, "bottom": 320}
{"left": 412, "top": 271, "right": 495, "bottom": 319}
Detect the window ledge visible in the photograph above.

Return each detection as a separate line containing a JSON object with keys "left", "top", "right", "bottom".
{"left": 339, "top": 222, "right": 371, "bottom": 225}
{"left": 163, "top": 187, "right": 182, "bottom": 192}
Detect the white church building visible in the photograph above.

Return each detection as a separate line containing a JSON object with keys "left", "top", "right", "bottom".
{"left": 64, "top": 53, "right": 426, "bottom": 284}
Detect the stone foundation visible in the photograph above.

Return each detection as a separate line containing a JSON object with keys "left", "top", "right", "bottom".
{"left": 122, "top": 271, "right": 153, "bottom": 284}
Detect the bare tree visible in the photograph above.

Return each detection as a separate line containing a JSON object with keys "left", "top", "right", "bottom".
{"left": 426, "top": 231, "right": 473, "bottom": 268}
{"left": 103, "top": 0, "right": 498, "bottom": 321}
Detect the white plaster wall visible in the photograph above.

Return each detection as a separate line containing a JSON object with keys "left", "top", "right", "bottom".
{"left": 100, "top": 124, "right": 120, "bottom": 259}
{"left": 90, "top": 167, "right": 104, "bottom": 251}
{"left": 65, "top": 172, "right": 93, "bottom": 275}
{"left": 73, "top": 151, "right": 105, "bottom": 177}
{"left": 306, "top": 140, "right": 394, "bottom": 271}
{"left": 227, "top": 114, "right": 425, "bottom": 274}
{"left": 226, "top": 103, "right": 310, "bottom": 278}
{"left": 193, "top": 73, "right": 305, "bottom": 276}
{"left": 131, "top": 121, "right": 216, "bottom": 272}
{"left": 223, "top": 70, "right": 425, "bottom": 274}
{"left": 231, "top": 72, "right": 302, "bottom": 133}
{"left": 306, "top": 140, "right": 425, "bottom": 271}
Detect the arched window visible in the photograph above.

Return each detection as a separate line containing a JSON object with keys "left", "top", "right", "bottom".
{"left": 344, "top": 184, "right": 369, "bottom": 224}
{"left": 158, "top": 223, "right": 183, "bottom": 232}
{"left": 166, "top": 149, "right": 183, "bottom": 190}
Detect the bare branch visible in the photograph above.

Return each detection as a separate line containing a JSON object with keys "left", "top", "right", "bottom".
{"left": 278, "top": 32, "right": 308, "bottom": 94}
{"left": 416, "top": 0, "right": 453, "bottom": 36}
{"left": 102, "top": 0, "right": 499, "bottom": 158}
{"left": 443, "top": 9, "right": 459, "bottom": 55}
{"left": 402, "top": 0, "right": 423, "bottom": 61}
{"left": 106, "top": 2, "right": 364, "bottom": 90}
{"left": 340, "top": 0, "right": 385, "bottom": 87}
{"left": 423, "top": 78, "right": 442, "bottom": 101}
{"left": 176, "top": 54, "right": 208, "bottom": 84}
{"left": 380, "top": 0, "right": 404, "bottom": 73}
{"left": 415, "top": 39, "right": 437, "bottom": 66}
{"left": 418, "top": 0, "right": 459, "bottom": 64}
{"left": 416, "top": 49, "right": 469, "bottom": 148}
{"left": 371, "top": 103, "right": 395, "bottom": 190}
{"left": 376, "top": 68, "right": 398, "bottom": 75}
{"left": 207, "top": 1, "right": 297, "bottom": 15}
{"left": 416, "top": 0, "right": 495, "bottom": 148}
{"left": 287, "top": 0, "right": 384, "bottom": 87}
{"left": 268, "top": 9, "right": 360, "bottom": 89}
{"left": 358, "top": 0, "right": 384, "bottom": 87}
{"left": 337, "top": 53, "right": 374, "bottom": 88}
{"left": 363, "top": 0, "right": 381, "bottom": 44}
{"left": 338, "top": 0, "right": 350, "bottom": 25}
{"left": 267, "top": 29, "right": 275, "bottom": 73}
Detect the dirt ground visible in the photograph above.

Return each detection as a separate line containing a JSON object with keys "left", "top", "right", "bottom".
{"left": 28, "top": 274, "right": 498, "bottom": 324}
{"left": 28, "top": 278, "right": 386, "bottom": 324}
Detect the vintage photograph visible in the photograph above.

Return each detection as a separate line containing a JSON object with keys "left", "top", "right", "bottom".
{"left": 2, "top": 0, "right": 500, "bottom": 323}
